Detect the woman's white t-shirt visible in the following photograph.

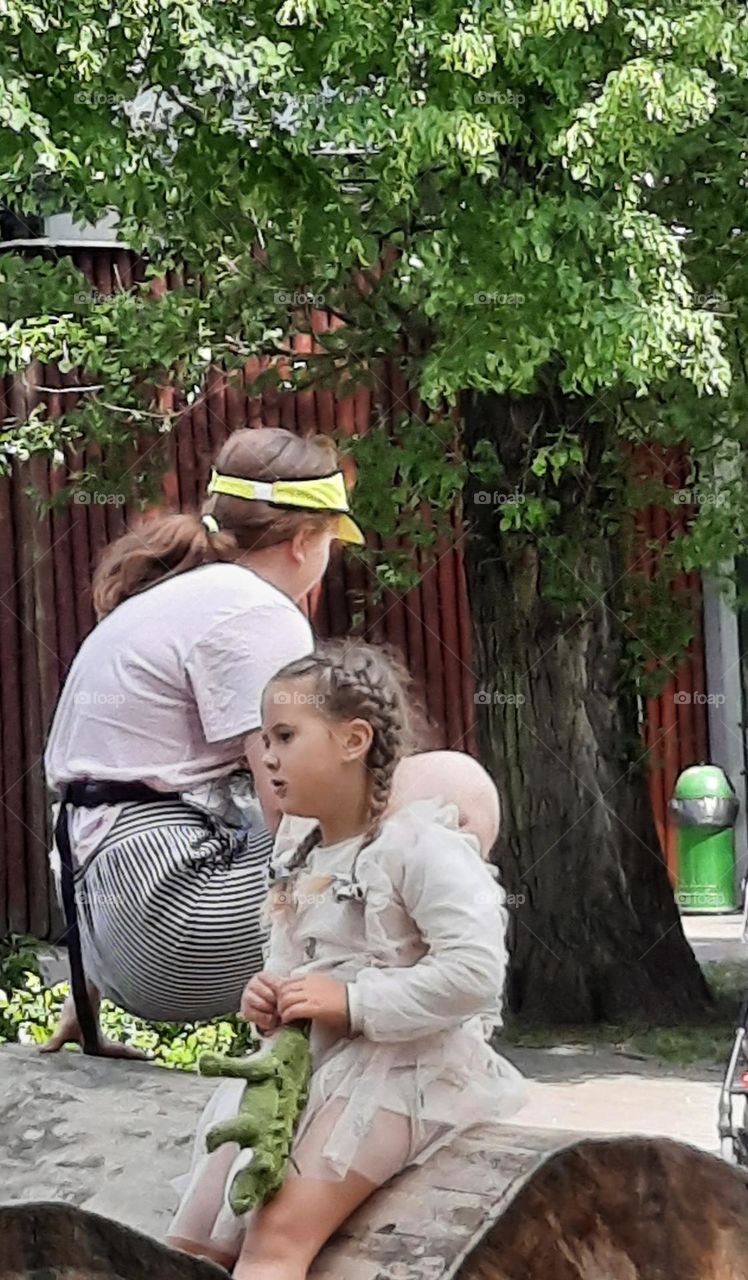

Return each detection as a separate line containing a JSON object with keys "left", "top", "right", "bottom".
{"left": 44, "top": 562, "right": 314, "bottom": 865}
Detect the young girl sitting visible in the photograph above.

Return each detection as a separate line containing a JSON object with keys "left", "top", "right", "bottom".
{"left": 166, "top": 640, "right": 526, "bottom": 1278}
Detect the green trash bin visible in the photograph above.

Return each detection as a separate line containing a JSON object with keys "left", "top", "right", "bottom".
{"left": 670, "top": 764, "right": 739, "bottom": 913}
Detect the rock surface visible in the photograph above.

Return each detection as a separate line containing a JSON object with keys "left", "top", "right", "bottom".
{"left": 0, "top": 1044, "right": 562, "bottom": 1277}
{"left": 1, "top": 1042, "right": 735, "bottom": 1278}
{"left": 1, "top": 1043, "right": 218, "bottom": 1236}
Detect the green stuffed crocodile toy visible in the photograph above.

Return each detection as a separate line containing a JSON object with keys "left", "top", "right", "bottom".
{"left": 198, "top": 1025, "right": 312, "bottom": 1214}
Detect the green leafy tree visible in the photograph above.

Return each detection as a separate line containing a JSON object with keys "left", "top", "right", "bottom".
{"left": 3, "top": 0, "right": 748, "bottom": 1020}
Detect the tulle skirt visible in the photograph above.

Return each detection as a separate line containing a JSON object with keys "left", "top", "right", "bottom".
{"left": 167, "top": 1023, "right": 526, "bottom": 1259}
{"left": 168, "top": 1079, "right": 446, "bottom": 1259}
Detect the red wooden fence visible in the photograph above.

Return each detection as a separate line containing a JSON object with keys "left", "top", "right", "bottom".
{"left": 0, "top": 249, "right": 707, "bottom": 937}
{"left": 632, "top": 444, "right": 709, "bottom": 881}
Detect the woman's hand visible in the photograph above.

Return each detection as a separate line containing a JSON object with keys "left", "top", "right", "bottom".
{"left": 277, "top": 975, "right": 349, "bottom": 1033}
{"left": 241, "top": 971, "right": 282, "bottom": 1032}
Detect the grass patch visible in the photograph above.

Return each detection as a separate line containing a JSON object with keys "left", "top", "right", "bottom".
{"left": 703, "top": 960, "right": 748, "bottom": 1006}
{"left": 503, "top": 960, "right": 748, "bottom": 1069}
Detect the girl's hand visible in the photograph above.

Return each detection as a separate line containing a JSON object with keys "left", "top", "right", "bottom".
{"left": 241, "top": 971, "right": 282, "bottom": 1032}
{"left": 277, "top": 975, "right": 349, "bottom": 1033}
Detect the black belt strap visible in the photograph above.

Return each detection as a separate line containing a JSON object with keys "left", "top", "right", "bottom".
{"left": 54, "top": 778, "right": 182, "bottom": 1055}
{"left": 55, "top": 787, "right": 101, "bottom": 1055}
{"left": 67, "top": 780, "right": 183, "bottom": 806}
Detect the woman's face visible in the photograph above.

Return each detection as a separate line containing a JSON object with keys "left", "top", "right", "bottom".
{"left": 260, "top": 677, "right": 371, "bottom": 818}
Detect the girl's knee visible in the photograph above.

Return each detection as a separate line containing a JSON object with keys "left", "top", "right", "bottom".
{"left": 240, "top": 1173, "right": 372, "bottom": 1270}
{"left": 165, "top": 1234, "right": 236, "bottom": 1271}
{"left": 237, "top": 1218, "right": 312, "bottom": 1277}
{"left": 247, "top": 1198, "right": 314, "bottom": 1257}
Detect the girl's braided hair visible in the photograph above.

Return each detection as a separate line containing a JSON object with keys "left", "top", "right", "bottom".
{"left": 269, "top": 639, "right": 426, "bottom": 873}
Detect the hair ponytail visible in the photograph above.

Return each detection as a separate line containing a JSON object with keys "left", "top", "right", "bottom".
{"left": 92, "top": 514, "right": 239, "bottom": 618}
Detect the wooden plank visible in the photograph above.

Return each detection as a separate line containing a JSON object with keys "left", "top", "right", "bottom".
{"left": 8, "top": 370, "right": 46, "bottom": 936}
{"left": 207, "top": 367, "right": 231, "bottom": 451}
{"left": 339, "top": 372, "right": 371, "bottom": 641}
{"left": 435, "top": 536, "right": 465, "bottom": 750}
{"left": 294, "top": 332, "right": 317, "bottom": 436}
{"left": 689, "top": 569, "right": 709, "bottom": 762}
{"left": 190, "top": 377, "right": 213, "bottom": 497}
{"left": 0, "top": 454, "right": 23, "bottom": 934}
{"left": 452, "top": 514, "right": 477, "bottom": 757}
{"left": 27, "top": 449, "right": 58, "bottom": 938}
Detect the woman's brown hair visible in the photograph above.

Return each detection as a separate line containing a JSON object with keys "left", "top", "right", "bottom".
{"left": 92, "top": 428, "right": 340, "bottom": 617}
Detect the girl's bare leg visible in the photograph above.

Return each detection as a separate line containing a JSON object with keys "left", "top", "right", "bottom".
{"left": 165, "top": 1113, "right": 246, "bottom": 1269}
{"left": 232, "top": 1168, "right": 377, "bottom": 1280}
{"left": 167, "top": 1234, "right": 237, "bottom": 1272}
{"left": 40, "top": 984, "right": 149, "bottom": 1059}
{"left": 232, "top": 1097, "right": 440, "bottom": 1280}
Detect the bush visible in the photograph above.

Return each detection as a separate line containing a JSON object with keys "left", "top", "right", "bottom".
{"left": 0, "top": 934, "right": 257, "bottom": 1069}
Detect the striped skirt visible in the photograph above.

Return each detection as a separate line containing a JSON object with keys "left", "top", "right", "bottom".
{"left": 73, "top": 800, "right": 272, "bottom": 1023}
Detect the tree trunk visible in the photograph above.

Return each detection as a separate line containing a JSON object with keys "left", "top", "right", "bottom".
{"left": 462, "top": 389, "right": 710, "bottom": 1023}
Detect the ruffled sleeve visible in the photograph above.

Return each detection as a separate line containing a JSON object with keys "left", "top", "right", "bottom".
{"left": 346, "top": 802, "right": 509, "bottom": 1042}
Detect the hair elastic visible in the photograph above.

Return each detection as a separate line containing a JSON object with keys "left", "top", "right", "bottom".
{"left": 201, "top": 513, "right": 221, "bottom": 534}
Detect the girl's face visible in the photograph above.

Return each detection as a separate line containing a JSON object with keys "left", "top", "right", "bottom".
{"left": 261, "top": 677, "right": 372, "bottom": 818}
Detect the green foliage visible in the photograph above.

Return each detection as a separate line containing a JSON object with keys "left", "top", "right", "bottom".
{"left": 1, "top": 2, "right": 748, "bottom": 643}
{"left": 0, "top": 933, "right": 42, "bottom": 994}
{"left": 0, "top": 936, "right": 256, "bottom": 1069}
{"left": 340, "top": 410, "right": 466, "bottom": 593}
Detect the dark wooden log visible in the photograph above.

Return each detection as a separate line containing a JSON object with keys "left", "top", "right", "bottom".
{"left": 452, "top": 1136, "right": 748, "bottom": 1280}
{"left": 0, "top": 1201, "right": 226, "bottom": 1280}
{"left": 3, "top": 1137, "right": 747, "bottom": 1280}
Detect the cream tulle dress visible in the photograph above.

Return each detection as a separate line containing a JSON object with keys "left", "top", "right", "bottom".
{"left": 168, "top": 798, "right": 527, "bottom": 1258}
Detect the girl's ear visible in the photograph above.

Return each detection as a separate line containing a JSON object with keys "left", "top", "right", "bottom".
{"left": 339, "top": 717, "right": 373, "bottom": 762}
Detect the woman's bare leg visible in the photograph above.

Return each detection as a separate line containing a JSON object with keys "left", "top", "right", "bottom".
{"left": 232, "top": 1168, "right": 376, "bottom": 1280}
{"left": 40, "top": 983, "right": 149, "bottom": 1059}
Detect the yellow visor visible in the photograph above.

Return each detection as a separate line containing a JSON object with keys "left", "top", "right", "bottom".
{"left": 206, "top": 468, "right": 366, "bottom": 546}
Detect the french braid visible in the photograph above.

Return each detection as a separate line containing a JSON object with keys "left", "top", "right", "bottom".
{"left": 271, "top": 640, "right": 422, "bottom": 874}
